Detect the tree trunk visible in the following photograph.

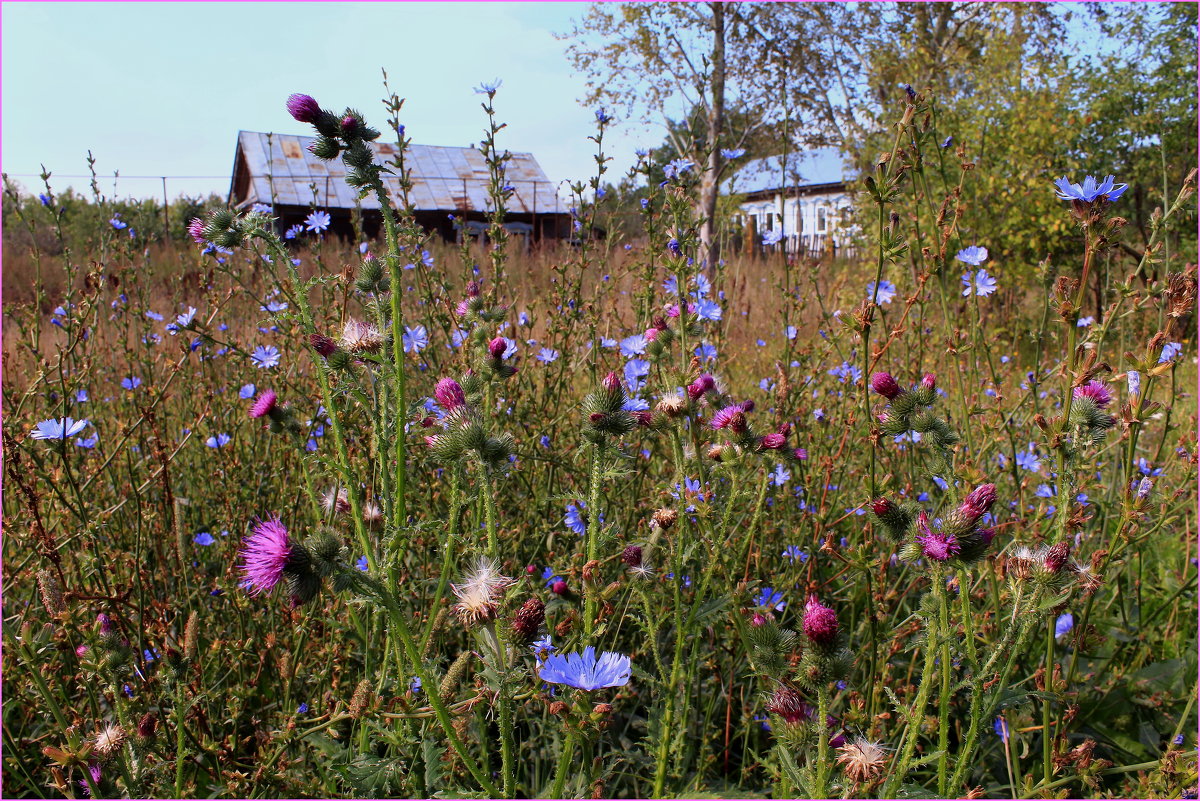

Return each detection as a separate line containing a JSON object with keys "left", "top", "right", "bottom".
{"left": 698, "top": 1, "right": 727, "bottom": 266}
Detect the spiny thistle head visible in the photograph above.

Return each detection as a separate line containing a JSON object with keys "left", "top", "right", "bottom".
{"left": 657, "top": 394, "right": 686, "bottom": 418}
{"left": 340, "top": 319, "right": 383, "bottom": 354}
{"left": 652, "top": 507, "right": 678, "bottom": 530}
{"left": 451, "top": 557, "right": 515, "bottom": 626}
{"left": 435, "top": 378, "right": 467, "bottom": 412}
{"left": 488, "top": 336, "right": 508, "bottom": 359}
{"left": 870, "top": 371, "right": 903, "bottom": 400}
{"left": 1074, "top": 380, "right": 1112, "bottom": 408}
{"left": 621, "top": 545, "right": 643, "bottom": 567}
{"left": 802, "top": 596, "right": 839, "bottom": 646}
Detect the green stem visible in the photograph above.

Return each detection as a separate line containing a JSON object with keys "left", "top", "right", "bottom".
{"left": 815, "top": 685, "right": 831, "bottom": 799}
{"left": 551, "top": 728, "right": 580, "bottom": 798}
{"left": 937, "top": 579, "right": 952, "bottom": 796}
{"left": 884, "top": 605, "right": 940, "bottom": 797}
{"left": 583, "top": 441, "right": 604, "bottom": 642}
{"left": 174, "top": 678, "right": 187, "bottom": 797}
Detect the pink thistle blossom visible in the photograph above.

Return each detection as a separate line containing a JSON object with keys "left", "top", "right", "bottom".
{"left": 602, "top": 371, "right": 621, "bottom": 392}
{"left": 958, "top": 483, "right": 997, "bottom": 522}
{"left": 802, "top": 596, "right": 840, "bottom": 645}
{"left": 915, "top": 511, "right": 959, "bottom": 561}
{"left": 249, "top": 390, "right": 278, "bottom": 419}
{"left": 187, "top": 217, "right": 207, "bottom": 245}
{"left": 921, "top": 373, "right": 937, "bottom": 391}
{"left": 239, "top": 516, "right": 292, "bottom": 596}
{"left": 1073, "top": 380, "right": 1112, "bottom": 408}
{"left": 644, "top": 327, "right": 660, "bottom": 342}
{"left": 710, "top": 404, "right": 744, "bottom": 430}
{"left": 435, "top": 378, "right": 466, "bottom": 411}
{"left": 488, "top": 337, "right": 508, "bottom": 359}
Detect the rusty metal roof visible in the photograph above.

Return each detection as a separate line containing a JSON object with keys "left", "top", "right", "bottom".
{"left": 230, "top": 131, "right": 560, "bottom": 215}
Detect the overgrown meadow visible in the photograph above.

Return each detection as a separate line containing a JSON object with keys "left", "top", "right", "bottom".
{"left": 2, "top": 85, "right": 1197, "bottom": 800}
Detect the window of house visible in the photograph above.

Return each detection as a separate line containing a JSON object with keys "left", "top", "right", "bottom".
{"left": 817, "top": 206, "right": 827, "bottom": 232}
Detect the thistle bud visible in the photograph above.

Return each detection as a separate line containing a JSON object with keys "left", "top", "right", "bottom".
{"left": 958, "top": 483, "right": 997, "bottom": 524}
{"left": 308, "top": 135, "right": 341, "bottom": 160}
{"left": 761, "top": 432, "right": 787, "bottom": 449}
{"left": 1044, "top": 542, "right": 1071, "bottom": 574}
{"left": 802, "top": 596, "right": 839, "bottom": 646}
{"left": 286, "top": 93, "right": 322, "bottom": 123}
{"left": 766, "top": 686, "right": 809, "bottom": 723}
{"left": 921, "top": 373, "right": 936, "bottom": 391}
{"left": 136, "top": 713, "right": 157, "bottom": 742}
{"left": 435, "top": 378, "right": 467, "bottom": 411}
{"left": 510, "top": 597, "right": 545, "bottom": 643}
{"left": 466, "top": 281, "right": 481, "bottom": 297}
{"left": 340, "top": 115, "right": 358, "bottom": 136}
{"left": 870, "top": 372, "right": 903, "bottom": 400}
{"left": 488, "top": 337, "right": 508, "bottom": 359}
{"left": 632, "top": 410, "right": 653, "bottom": 427}
{"left": 309, "top": 333, "right": 337, "bottom": 357}
{"left": 686, "top": 374, "right": 715, "bottom": 400}
{"left": 550, "top": 579, "right": 568, "bottom": 596}
{"left": 621, "top": 545, "right": 643, "bottom": 567}
{"left": 652, "top": 508, "right": 678, "bottom": 530}
{"left": 602, "top": 371, "right": 621, "bottom": 392}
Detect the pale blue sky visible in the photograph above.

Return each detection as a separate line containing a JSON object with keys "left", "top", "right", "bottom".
{"left": 2, "top": 2, "right": 654, "bottom": 200}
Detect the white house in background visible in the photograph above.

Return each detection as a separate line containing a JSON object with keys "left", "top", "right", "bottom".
{"left": 725, "top": 148, "right": 856, "bottom": 257}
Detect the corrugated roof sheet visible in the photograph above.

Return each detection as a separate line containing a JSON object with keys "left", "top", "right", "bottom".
{"left": 724, "top": 147, "right": 848, "bottom": 195}
{"left": 231, "top": 131, "right": 558, "bottom": 214}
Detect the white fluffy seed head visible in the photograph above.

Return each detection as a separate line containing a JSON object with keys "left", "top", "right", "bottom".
{"left": 451, "top": 557, "right": 514, "bottom": 625}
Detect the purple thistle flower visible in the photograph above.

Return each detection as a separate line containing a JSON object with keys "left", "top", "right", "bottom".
{"left": 1073, "top": 380, "right": 1112, "bottom": 408}
{"left": 187, "top": 218, "right": 207, "bottom": 245}
{"left": 239, "top": 516, "right": 292, "bottom": 596}
{"left": 916, "top": 512, "right": 959, "bottom": 561}
{"left": 286, "top": 93, "right": 322, "bottom": 123}
{"left": 802, "top": 596, "right": 839, "bottom": 645}
{"left": 249, "top": 390, "right": 277, "bottom": 419}
{"left": 710, "top": 404, "right": 745, "bottom": 430}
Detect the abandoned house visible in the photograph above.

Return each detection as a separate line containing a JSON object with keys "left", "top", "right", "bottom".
{"left": 227, "top": 130, "right": 571, "bottom": 243}
{"left": 726, "top": 147, "right": 857, "bottom": 258}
